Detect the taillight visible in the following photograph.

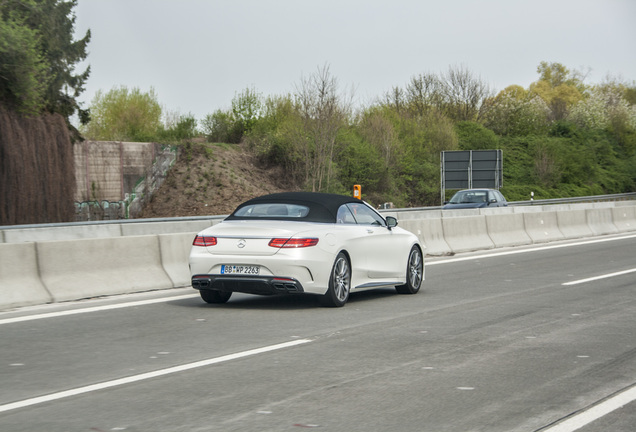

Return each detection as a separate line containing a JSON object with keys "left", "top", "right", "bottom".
{"left": 193, "top": 235, "right": 217, "bottom": 247}
{"left": 268, "top": 238, "right": 319, "bottom": 248}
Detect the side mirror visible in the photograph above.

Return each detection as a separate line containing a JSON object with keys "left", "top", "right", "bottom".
{"left": 386, "top": 216, "right": 398, "bottom": 230}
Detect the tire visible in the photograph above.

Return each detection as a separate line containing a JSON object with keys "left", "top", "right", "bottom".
{"left": 200, "top": 290, "right": 232, "bottom": 304}
{"left": 320, "top": 252, "right": 351, "bottom": 307}
{"left": 396, "top": 245, "right": 423, "bottom": 294}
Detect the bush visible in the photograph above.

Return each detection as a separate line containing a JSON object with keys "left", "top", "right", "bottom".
{"left": 159, "top": 114, "right": 198, "bottom": 142}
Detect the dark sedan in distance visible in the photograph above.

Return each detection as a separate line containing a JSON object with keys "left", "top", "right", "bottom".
{"left": 443, "top": 189, "right": 508, "bottom": 209}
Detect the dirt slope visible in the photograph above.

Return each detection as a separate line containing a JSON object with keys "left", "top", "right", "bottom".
{"left": 139, "top": 142, "right": 296, "bottom": 218}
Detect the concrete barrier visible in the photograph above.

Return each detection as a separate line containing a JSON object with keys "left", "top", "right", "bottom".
{"left": 3, "top": 224, "right": 122, "bottom": 243}
{"left": 37, "top": 236, "right": 174, "bottom": 302}
{"left": 3, "top": 201, "right": 636, "bottom": 310}
{"left": 557, "top": 209, "right": 594, "bottom": 239}
{"left": 1, "top": 217, "right": 224, "bottom": 244}
{"left": 523, "top": 211, "right": 564, "bottom": 243}
{"left": 442, "top": 209, "right": 481, "bottom": 217}
{"left": 480, "top": 207, "right": 515, "bottom": 215}
{"left": 485, "top": 213, "right": 532, "bottom": 248}
{"left": 441, "top": 215, "right": 494, "bottom": 253}
{"left": 586, "top": 208, "right": 618, "bottom": 236}
{"left": 120, "top": 220, "right": 215, "bottom": 236}
{"left": 158, "top": 232, "right": 196, "bottom": 287}
{"left": 513, "top": 205, "right": 545, "bottom": 213}
{"left": 0, "top": 243, "right": 52, "bottom": 309}
{"left": 592, "top": 202, "right": 615, "bottom": 209}
{"left": 611, "top": 206, "right": 636, "bottom": 232}
{"left": 385, "top": 209, "right": 443, "bottom": 220}
{"left": 398, "top": 218, "right": 451, "bottom": 256}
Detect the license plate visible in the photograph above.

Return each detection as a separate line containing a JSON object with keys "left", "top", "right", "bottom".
{"left": 221, "top": 265, "right": 260, "bottom": 275}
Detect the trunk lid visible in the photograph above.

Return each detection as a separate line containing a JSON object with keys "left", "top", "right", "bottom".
{"left": 199, "top": 220, "right": 319, "bottom": 256}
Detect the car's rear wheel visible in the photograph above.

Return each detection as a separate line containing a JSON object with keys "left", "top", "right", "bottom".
{"left": 200, "top": 290, "right": 232, "bottom": 304}
{"left": 321, "top": 252, "right": 351, "bottom": 307}
{"left": 396, "top": 245, "right": 423, "bottom": 294}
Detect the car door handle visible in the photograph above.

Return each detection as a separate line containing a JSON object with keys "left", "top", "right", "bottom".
{"left": 366, "top": 229, "right": 374, "bottom": 234}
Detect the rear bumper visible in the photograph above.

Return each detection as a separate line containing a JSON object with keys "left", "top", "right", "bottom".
{"left": 192, "top": 274, "right": 305, "bottom": 295}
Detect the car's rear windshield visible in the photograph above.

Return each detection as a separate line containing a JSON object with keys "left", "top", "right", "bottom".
{"left": 233, "top": 203, "right": 310, "bottom": 218}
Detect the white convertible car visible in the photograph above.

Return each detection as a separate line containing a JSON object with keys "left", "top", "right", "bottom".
{"left": 189, "top": 192, "right": 424, "bottom": 307}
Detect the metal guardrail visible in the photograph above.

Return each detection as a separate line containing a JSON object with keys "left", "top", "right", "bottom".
{"left": 1, "top": 193, "right": 635, "bottom": 230}
{"left": 385, "top": 192, "right": 636, "bottom": 214}
{"left": 508, "top": 192, "right": 636, "bottom": 207}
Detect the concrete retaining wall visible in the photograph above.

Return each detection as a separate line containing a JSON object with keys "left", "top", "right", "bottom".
{"left": 1, "top": 202, "right": 635, "bottom": 311}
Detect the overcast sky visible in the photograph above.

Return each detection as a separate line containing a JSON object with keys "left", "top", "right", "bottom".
{"left": 73, "top": 0, "right": 636, "bottom": 122}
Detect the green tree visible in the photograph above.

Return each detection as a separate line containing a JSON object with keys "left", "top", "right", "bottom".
{"left": 246, "top": 94, "right": 306, "bottom": 181}
{"left": 338, "top": 127, "right": 384, "bottom": 197}
{"left": 455, "top": 121, "right": 499, "bottom": 150}
{"left": 0, "top": 4, "right": 48, "bottom": 113}
{"left": 529, "top": 62, "right": 585, "bottom": 121}
{"left": 81, "top": 86, "right": 162, "bottom": 141}
{"left": 200, "top": 87, "right": 263, "bottom": 144}
{"left": 231, "top": 86, "right": 262, "bottom": 138}
{"left": 201, "top": 109, "right": 234, "bottom": 143}
{"left": 0, "top": 0, "right": 90, "bottom": 120}
{"left": 482, "top": 85, "right": 550, "bottom": 136}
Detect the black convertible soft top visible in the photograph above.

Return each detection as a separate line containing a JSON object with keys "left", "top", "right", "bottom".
{"left": 225, "top": 192, "right": 363, "bottom": 223}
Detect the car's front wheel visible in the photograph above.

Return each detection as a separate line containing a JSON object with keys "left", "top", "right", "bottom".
{"left": 396, "top": 245, "right": 423, "bottom": 294}
{"left": 321, "top": 252, "right": 351, "bottom": 307}
{"left": 200, "top": 290, "right": 232, "bottom": 304}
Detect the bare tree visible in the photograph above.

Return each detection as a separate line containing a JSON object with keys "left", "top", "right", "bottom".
{"left": 405, "top": 73, "right": 443, "bottom": 116}
{"left": 383, "top": 86, "right": 406, "bottom": 114}
{"left": 360, "top": 108, "right": 398, "bottom": 167}
{"left": 440, "top": 65, "right": 492, "bottom": 122}
{"left": 295, "top": 65, "right": 352, "bottom": 192}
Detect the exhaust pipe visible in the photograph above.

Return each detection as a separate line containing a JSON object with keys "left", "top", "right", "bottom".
{"left": 192, "top": 277, "right": 212, "bottom": 289}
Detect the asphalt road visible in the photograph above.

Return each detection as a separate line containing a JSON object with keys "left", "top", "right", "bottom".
{"left": 1, "top": 234, "right": 636, "bottom": 432}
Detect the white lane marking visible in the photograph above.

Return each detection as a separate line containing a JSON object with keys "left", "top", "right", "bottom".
{"left": 562, "top": 268, "right": 636, "bottom": 286}
{"left": 427, "top": 234, "right": 636, "bottom": 266}
{"left": 0, "top": 294, "right": 198, "bottom": 325}
{"left": 541, "top": 385, "right": 636, "bottom": 432}
{"left": 0, "top": 338, "right": 312, "bottom": 414}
